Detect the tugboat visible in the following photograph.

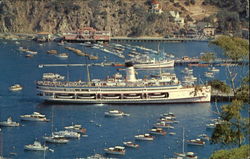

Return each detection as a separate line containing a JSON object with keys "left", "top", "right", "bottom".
{"left": 20, "top": 112, "right": 49, "bottom": 122}
{"left": 104, "top": 146, "right": 126, "bottom": 155}
{"left": 123, "top": 141, "right": 139, "bottom": 148}
{"left": 0, "top": 117, "right": 20, "bottom": 127}
{"left": 135, "top": 134, "right": 154, "bottom": 141}
{"left": 24, "top": 141, "right": 48, "bottom": 151}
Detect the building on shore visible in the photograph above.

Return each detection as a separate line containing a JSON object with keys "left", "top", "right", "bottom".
{"left": 202, "top": 24, "right": 216, "bottom": 37}
{"left": 63, "top": 27, "right": 110, "bottom": 43}
{"left": 34, "top": 32, "right": 53, "bottom": 42}
{"left": 149, "top": 0, "right": 163, "bottom": 14}
{"left": 169, "top": 11, "right": 185, "bottom": 27}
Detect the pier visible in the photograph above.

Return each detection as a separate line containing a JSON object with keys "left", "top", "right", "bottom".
{"left": 111, "top": 37, "right": 210, "bottom": 42}
{"left": 211, "top": 89, "right": 234, "bottom": 102}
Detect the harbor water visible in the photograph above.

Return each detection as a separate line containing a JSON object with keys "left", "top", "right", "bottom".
{"left": 0, "top": 40, "right": 248, "bottom": 159}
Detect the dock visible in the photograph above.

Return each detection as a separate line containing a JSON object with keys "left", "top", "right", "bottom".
{"left": 211, "top": 89, "right": 234, "bottom": 102}
{"left": 174, "top": 58, "right": 249, "bottom": 66}
{"left": 111, "top": 37, "right": 210, "bottom": 42}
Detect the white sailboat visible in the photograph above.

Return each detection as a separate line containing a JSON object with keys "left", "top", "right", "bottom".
{"left": 174, "top": 128, "right": 198, "bottom": 159}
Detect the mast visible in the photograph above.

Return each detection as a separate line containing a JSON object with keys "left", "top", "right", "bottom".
{"left": 86, "top": 64, "right": 91, "bottom": 86}
{"left": 182, "top": 127, "right": 185, "bottom": 154}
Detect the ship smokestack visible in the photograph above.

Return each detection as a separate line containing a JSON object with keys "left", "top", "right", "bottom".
{"left": 125, "top": 62, "right": 136, "bottom": 82}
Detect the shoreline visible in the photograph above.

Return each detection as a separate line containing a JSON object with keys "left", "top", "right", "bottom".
{"left": 0, "top": 32, "right": 212, "bottom": 42}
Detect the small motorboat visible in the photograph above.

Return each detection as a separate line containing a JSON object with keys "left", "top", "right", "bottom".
{"left": 149, "top": 128, "right": 167, "bottom": 136}
{"left": 158, "top": 117, "right": 175, "bottom": 124}
{"left": 9, "top": 84, "right": 23, "bottom": 91}
{"left": 169, "top": 132, "right": 176, "bottom": 135}
{"left": 54, "top": 130, "right": 81, "bottom": 139}
{"left": 153, "top": 121, "right": 174, "bottom": 129}
{"left": 24, "top": 141, "right": 48, "bottom": 151}
{"left": 204, "top": 72, "right": 214, "bottom": 78}
{"left": 0, "top": 117, "right": 20, "bottom": 127}
{"left": 161, "top": 112, "right": 176, "bottom": 118}
{"left": 123, "top": 141, "right": 139, "bottom": 148}
{"left": 175, "top": 152, "right": 198, "bottom": 159}
{"left": 104, "top": 110, "right": 129, "bottom": 117}
{"left": 104, "top": 146, "right": 126, "bottom": 155}
{"left": 186, "top": 138, "right": 205, "bottom": 146}
{"left": 206, "top": 123, "right": 216, "bottom": 129}
{"left": 198, "top": 134, "right": 210, "bottom": 141}
{"left": 64, "top": 124, "right": 86, "bottom": 134}
{"left": 209, "top": 67, "right": 220, "bottom": 72}
{"left": 20, "top": 112, "right": 49, "bottom": 122}
{"left": 135, "top": 134, "right": 154, "bottom": 141}
{"left": 43, "top": 134, "right": 69, "bottom": 144}
{"left": 57, "top": 53, "right": 69, "bottom": 58}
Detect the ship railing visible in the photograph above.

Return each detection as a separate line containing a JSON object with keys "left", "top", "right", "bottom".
{"left": 37, "top": 80, "right": 181, "bottom": 88}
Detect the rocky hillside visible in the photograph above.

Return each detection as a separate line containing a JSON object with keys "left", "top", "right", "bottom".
{"left": 0, "top": 0, "right": 219, "bottom": 36}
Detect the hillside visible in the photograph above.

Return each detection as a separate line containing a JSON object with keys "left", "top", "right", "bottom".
{"left": 0, "top": 0, "right": 226, "bottom": 36}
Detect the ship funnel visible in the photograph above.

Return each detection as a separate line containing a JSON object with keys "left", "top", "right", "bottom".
{"left": 125, "top": 63, "right": 136, "bottom": 82}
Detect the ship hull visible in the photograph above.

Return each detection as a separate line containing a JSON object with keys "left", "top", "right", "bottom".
{"left": 37, "top": 85, "right": 211, "bottom": 104}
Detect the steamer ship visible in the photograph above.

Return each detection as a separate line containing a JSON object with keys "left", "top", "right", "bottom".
{"left": 36, "top": 64, "right": 211, "bottom": 104}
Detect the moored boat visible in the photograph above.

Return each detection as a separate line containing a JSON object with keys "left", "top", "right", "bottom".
{"left": 186, "top": 138, "right": 205, "bottom": 146}
{"left": 204, "top": 72, "right": 214, "bottom": 78}
{"left": 24, "top": 141, "right": 48, "bottom": 151}
{"left": 0, "top": 117, "right": 20, "bottom": 127}
{"left": 123, "top": 141, "right": 139, "bottom": 148}
{"left": 105, "top": 110, "right": 129, "bottom": 117}
{"left": 209, "top": 67, "right": 219, "bottom": 72}
{"left": 9, "top": 84, "right": 23, "bottom": 91}
{"left": 135, "top": 133, "right": 154, "bottom": 141}
{"left": 149, "top": 128, "right": 167, "bottom": 135}
{"left": 64, "top": 124, "right": 86, "bottom": 134}
{"left": 57, "top": 53, "right": 69, "bottom": 58}
{"left": 104, "top": 146, "right": 125, "bottom": 155}
{"left": 175, "top": 152, "right": 198, "bottom": 159}
{"left": 43, "top": 134, "right": 69, "bottom": 144}
{"left": 153, "top": 122, "right": 174, "bottom": 129}
{"left": 20, "top": 112, "right": 49, "bottom": 122}
{"left": 53, "top": 130, "right": 81, "bottom": 139}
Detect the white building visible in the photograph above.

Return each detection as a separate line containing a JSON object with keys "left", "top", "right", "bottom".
{"left": 149, "top": 0, "right": 163, "bottom": 14}
{"left": 169, "top": 11, "right": 185, "bottom": 27}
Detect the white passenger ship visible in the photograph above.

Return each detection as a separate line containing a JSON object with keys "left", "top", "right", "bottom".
{"left": 133, "top": 59, "right": 175, "bottom": 69}
{"left": 36, "top": 64, "right": 211, "bottom": 104}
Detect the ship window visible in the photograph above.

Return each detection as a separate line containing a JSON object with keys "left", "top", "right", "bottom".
{"left": 165, "top": 92, "right": 169, "bottom": 98}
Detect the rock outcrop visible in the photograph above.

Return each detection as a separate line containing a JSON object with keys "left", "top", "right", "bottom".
{"left": 0, "top": 0, "right": 215, "bottom": 36}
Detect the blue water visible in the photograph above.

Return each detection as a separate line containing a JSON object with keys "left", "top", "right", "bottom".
{"left": 0, "top": 40, "right": 248, "bottom": 159}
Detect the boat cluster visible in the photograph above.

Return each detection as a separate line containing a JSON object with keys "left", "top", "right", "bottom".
{"left": 18, "top": 47, "right": 37, "bottom": 58}
{"left": 103, "top": 112, "right": 178, "bottom": 156}
{"left": 0, "top": 112, "right": 49, "bottom": 128}
{"left": 0, "top": 112, "right": 87, "bottom": 153}
{"left": 204, "top": 67, "right": 220, "bottom": 78}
